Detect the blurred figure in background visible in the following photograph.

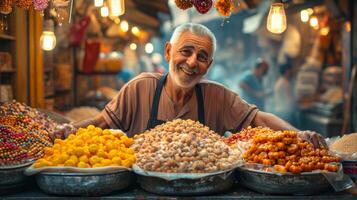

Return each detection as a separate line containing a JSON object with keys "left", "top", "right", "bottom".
{"left": 238, "top": 58, "right": 269, "bottom": 110}
{"left": 274, "top": 62, "right": 295, "bottom": 123}
{"left": 117, "top": 67, "right": 133, "bottom": 89}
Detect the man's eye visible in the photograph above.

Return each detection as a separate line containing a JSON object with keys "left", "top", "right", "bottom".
{"left": 180, "top": 50, "right": 191, "bottom": 56}
{"left": 197, "top": 54, "right": 208, "bottom": 63}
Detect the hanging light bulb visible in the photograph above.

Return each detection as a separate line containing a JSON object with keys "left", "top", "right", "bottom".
{"left": 94, "top": 0, "right": 103, "bottom": 7}
{"left": 120, "top": 20, "right": 129, "bottom": 32}
{"left": 131, "top": 26, "right": 140, "bottom": 36}
{"left": 129, "top": 43, "right": 137, "bottom": 50}
{"left": 266, "top": 3, "right": 287, "bottom": 34}
{"left": 300, "top": 9, "right": 309, "bottom": 23}
{"left": 40, "top": 31, "right": 56, "bottom": 51}
{"left": 101, "top": 6, "right": 109, "bottom": 17}
{"left": 109, "top": 0, "right": 125, "bottom": 17}
{"left": 309, "top": 16, "right": 319, "bottom": 29}
{"left": 306, "top": 8, "right": 314, "bottom": 15}
{"left": 145, "top": 43, "right": 154, "bottom": 54}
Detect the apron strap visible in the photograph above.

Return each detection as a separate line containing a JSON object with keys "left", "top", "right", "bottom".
{"left": 195, "top": 84, "right": 205, "bottom": 124}
{"left": 146, "top": 74, "right": 167, "bottom": 130}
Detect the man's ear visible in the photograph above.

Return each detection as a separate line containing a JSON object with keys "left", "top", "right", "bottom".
{"left": 164, "top": 42, "right": 171, "bottom": 62}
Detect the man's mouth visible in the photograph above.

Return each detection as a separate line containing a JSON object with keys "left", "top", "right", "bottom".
{"left": 180, "top": 65, "right": 196, "bottom": 76}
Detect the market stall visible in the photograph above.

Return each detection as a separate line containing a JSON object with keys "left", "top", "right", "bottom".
{"left": 1, "top": 0, "right": 357, "bottom": 198}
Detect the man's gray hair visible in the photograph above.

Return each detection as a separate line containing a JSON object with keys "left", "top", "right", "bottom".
{"left": 170, "top": 23, "right": 217, "bottom": 58}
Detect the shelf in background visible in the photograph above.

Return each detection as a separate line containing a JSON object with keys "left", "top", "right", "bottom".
{"left": 0, "top": 34, "right": 16, "bottom": 40}
{"left": 76, "top": 71, "right": 119, "bottom": 75}
{"left": 0, "top": 68, "right": 16, "bottom": 73}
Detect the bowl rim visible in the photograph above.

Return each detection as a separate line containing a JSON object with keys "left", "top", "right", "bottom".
{"left": 37, "top": 168, "right": 131, "bottom": 176}
{"left": 0, "top": 162, "right": 34, "bottom": 170}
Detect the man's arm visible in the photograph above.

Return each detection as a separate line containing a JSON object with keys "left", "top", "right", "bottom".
{"left": 73, "top": 113, "right": 109, "bottom": 129}
{"left": 253, "top": 111, "right": 298, "bottom": 131}
{"left": 252, "top": 111, "right": 327, "bottom": 148}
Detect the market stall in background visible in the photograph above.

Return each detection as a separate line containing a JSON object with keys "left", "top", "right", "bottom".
{"left": 0, "top": 0, "right": 357, "bottom": 198}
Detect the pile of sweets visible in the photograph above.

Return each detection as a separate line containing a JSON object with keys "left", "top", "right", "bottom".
{"left": 241, "top": 127, "right": 340, "bottom": 173}
{"left": 0, "top": 101, "right": 58, "bottom": 133}
{"left": 0, "top": 115, "right": 52, "bottom": 166}
{"left": 133, "top": 119, "right": 242, "bottom": 173}
{"left": 34, "top": 125, "right": 136, "bottom": 168}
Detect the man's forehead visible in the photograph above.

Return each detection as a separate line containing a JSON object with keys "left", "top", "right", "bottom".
{"left": 174, "top": 32, "right": 212, "bottom": 50}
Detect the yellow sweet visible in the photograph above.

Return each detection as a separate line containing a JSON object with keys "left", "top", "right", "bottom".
{"left": 77, "top": 161, "right": 90, "bottom": 168}
{"left": 34, "top": 125, "right": 136, "bottom": 169}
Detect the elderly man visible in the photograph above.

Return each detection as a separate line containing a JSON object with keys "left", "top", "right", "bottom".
{"left": 56, "top": 23, "right": 325, "bottom": 148}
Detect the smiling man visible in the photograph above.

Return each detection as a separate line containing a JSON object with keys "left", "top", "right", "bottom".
{"left": 55, "top": 23, "right": 326, "bottom": 148}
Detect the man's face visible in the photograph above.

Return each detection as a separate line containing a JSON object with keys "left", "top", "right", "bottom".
{"left": 165, "top": 31, "right": 213, "bottom": 89}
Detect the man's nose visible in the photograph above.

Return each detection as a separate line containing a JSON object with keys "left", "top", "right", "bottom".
{"left": 186, "top": 54, "right": 198, "bottom": 68}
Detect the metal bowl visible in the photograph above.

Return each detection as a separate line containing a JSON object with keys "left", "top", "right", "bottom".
{"left": 35, "top": 169, "right": 134, "bottom": 196}
{"left": 236, "top": 167, "right": 331, "bottom": 195}
{"left": 137, "top": 170, "right": 235, "bottom": 196}
{"left": 342, "top": 160, "right": 357, "bottom": 180}
{"left": 0, "top": 162, "right": 33, "bottom": 191}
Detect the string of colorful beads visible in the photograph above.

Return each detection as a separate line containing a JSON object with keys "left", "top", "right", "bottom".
{"left": 0, "top": 115, "right": 52, "bottom": 166}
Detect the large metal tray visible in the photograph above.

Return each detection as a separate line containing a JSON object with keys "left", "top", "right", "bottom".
{"left": 137, "top": 170, "right": 235, "bottom": 195}
{"left": 35, "top": 169, "right": 134, "bottom": 196}
{"left": 236, "top": 167, "right": 331, "bottom": 195}
{"left": 0, "top": 162, "right": 33, "bottom": 192}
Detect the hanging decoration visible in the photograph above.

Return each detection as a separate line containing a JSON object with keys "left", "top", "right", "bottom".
{"left": 33, "top": 0, "right": 49, "bottom": 11}
{"left": 266, "top": 3, "right": 287, "bottom": 34}
{"left": 175, "top": 0, "right": 193, "bottom": 10}
{"left": 14, "top": 0, "right": 33, "bottom": 10}
{"left": 193, "top": 0, "right": 212, "bottom": 14}
{"left": 0, "top": 0, "right": 13, "bottom": 14}
{"left": 214, "top": 0, "right": 234, "bottom": 17}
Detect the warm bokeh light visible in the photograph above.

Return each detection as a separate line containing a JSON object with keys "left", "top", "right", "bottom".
{"left": 320, "top": 27, "right": 330, "bottom": 36}
{"left": 101, "top": 6, "right": 109, "bottom": 17}
{"left": 344, "top": 21, "right": 351, "bottom": 32}
{"left": 309, "top": 16, "right": 319, "bottom": 29}
{"left": 110, "top": 0, "right": 125, "bottom": 17}
{"left": 129, "top": 43, "right": 137, "bottom": 50}
{"left": 94, "top": 0, "right": 103, "bottom": 7}
{"left": 113, "top": 17, "right": 120, "bottom": 24}
{"left": 300, "top": 10, "right": 309, "bottom": 23}
{"left": 120, "top": 20, "right": 129, "bottom": 32}
{"left": 145, "top": 43, "right": 154, "bottom": 54}
{"left": 306, "top": 8, "right": 314, "bottom": 15}
{"left": 40, "top": 31, "right": 56, "bottom": 51}
{"left": 266, "top": 3, "right": 287, "bottom": 34}
{"left": 131, "top": 26, "right": 140, "bottom": 36}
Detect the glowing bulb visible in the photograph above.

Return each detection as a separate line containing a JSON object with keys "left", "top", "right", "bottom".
{"left": 266, "top": 3, "right": 287, "bottom": 34}
{"left": 310, "top": 16, "right": 319, "bottom": 29}
{"left": 306, "top": 8, "right": 314, "bottom": 15}
{"left": 109, "top": 0, "right": 125, "bottom": 17}
{"left": 120, "top": 20, "right": 129, "bottom": 32}
{"left": 131, "top": 26, "right": 140, "bottom": 36}
{"left": 129, "top": 43, "right": 137, "bottom": 50}
{"left": 40, "top": 31, "right": 56, "bottom": 51}
{"left": 94, "top": 0, "right": 103, "bottom": 7}
{"left": 300, "top": 10, "right": 309, "bottom": 23}
{"left": 145, "top": 43, "right": 154, "bottom": 54}
{"left": 101, "top": 6, "right": 109, "bottom": 17}
{"left": 320, "top": 27, "right": 329, "bottom": 36}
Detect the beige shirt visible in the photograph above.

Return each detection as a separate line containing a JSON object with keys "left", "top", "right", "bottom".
{"left": 102, "top": 73, "right": 259, "bottom": 137}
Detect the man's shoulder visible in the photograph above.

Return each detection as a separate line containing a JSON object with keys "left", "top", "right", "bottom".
{"left": 199, "top": 79, "right": 235, "bottom": 94}
{"left": 127, "top": 72, "right": 162, "bottom": 85}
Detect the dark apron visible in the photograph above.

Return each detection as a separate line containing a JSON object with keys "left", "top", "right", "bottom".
{"left": 146, "top": 74, "right": 205, "bottom": 130}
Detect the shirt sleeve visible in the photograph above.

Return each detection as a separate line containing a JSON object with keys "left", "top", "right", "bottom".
{"left": 101, "top": 83, "right": 133, "bottom": 132}
{"left": 222, "top": 88, "right": 259, "bottom": 133}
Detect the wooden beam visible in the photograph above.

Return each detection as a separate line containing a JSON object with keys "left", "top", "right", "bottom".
{"left": 28, "top": 10, "right": 45, "bottom": 108}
